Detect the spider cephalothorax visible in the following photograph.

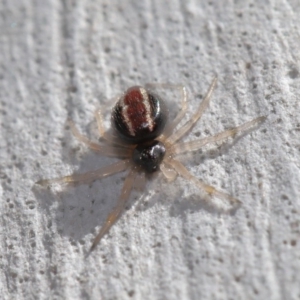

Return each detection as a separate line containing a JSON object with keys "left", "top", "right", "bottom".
{"left": 37, "top": 77, "right": 265, "bottom": 252}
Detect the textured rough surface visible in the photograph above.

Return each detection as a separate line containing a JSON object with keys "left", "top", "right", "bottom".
{"left": 1, "top": 0, "right": 300, "bottom": 299}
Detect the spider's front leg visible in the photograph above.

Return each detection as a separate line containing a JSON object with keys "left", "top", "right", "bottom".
{"left": 89, "top": 167, "right": 138, "bottom": 252}
{"left": 165, "top": 158, "right": 241, "bottom": 205}
{"left": 170, "top": 116, "right": 266, "bottom": 155}
{"left": 36, "top": 160, "right": 131, "bottom": 187}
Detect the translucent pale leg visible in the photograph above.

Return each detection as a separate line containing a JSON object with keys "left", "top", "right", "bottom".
{"left": 93, "top": 93, "right": 122, "bottom": 140}
{"left": 167, "top": 77, "right": 218, "bottom": 145}
{"left": 94, "top": 108, "right": 109, "bottom": 138}
{"left": 160, "top": 163, "right": 178, "bottom": 182}
{"left": 171, "top": 116, "right": 266, "bottom": 155}
{"left": 166, "top": 158, "right": 241, "bottom": 205}
{"left": 68, "top": 119, "right": 131, "bottom": 158}
{"left": 36, "top": 160, "right": 131, "bottom": 186}
{"left": 94, "top": 109, "right": 128, "bottom": 146}
{"left": 134, "top": 172, "right": 146, "bottom": 191}
{"left": 145, "top": 83, "right": 188, "bottom": 139}
{"left": 89, "top": 167, "right": 137, "bottom": 252}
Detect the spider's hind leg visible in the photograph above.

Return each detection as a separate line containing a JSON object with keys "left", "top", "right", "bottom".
{"left": 68, "top": 119, "right": 131, "bottom": 158}
{"left": 145, "top": 83, "right": 188, "bottom": 139}
{"left": 94, "top": 108, "right": 128, "bottom": 146}
{"left": 167, "top": 76, "right": 218, "bottom": 144}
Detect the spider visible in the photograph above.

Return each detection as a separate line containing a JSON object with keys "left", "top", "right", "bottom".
{"left": 37, "top": 76, "right": 265, "bottom": 252}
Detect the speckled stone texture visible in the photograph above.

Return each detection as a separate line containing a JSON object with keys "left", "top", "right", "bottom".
{"left": 1, "top": 0, "right": 299, "bottom": 299}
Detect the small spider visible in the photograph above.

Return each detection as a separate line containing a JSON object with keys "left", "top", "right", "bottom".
{"left": 37, "top": 77, "right": 265, "bottom": 252}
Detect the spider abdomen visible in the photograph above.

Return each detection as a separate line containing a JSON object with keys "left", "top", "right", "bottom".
{"left": 112, "top": 86, "right": 167, "bottom": 144}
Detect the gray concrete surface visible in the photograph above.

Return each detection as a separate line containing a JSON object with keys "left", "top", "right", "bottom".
{"left": 1, "top": 0, "right": 300, "bottom": 299}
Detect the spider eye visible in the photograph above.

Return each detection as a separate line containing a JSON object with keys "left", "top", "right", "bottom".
{"left": 132, "top": 140, "right": 166, "bottom": 173}
{"left": 112, "top": 86, "right": 167, "bottom": 144}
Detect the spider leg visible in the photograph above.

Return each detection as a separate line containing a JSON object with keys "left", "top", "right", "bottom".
{"left": 167, "top": 76, "right": 218, "bottom": 145}
{"left": 171, "top": 116, "right": 266, "bottom": 155}
{"left": 89, "top": 167, "right": 137, "bottom": 252}
{"left": 95, "top": 95, "right": 122, "bottom": 140}
{"left": 68, "top": 119, "right": 131, "bottom": 158}
{"left": 134, "top": 171, "right": 146, "bottom": 191}
{"left": 94, "top": 109, "right": 128, "bottom": 146}
{"left": 145, "top": 83, "right": 188, "bottom": 139}
{"left": 94, "top": 108, "right": 110, "bottom": 139}
{"left": 160, "top": 163, "right": 178, "bottom": 182}
{"left": 166, "top": 158, "right": 241, "bottom": 205}
{"left": 36, "top": 160, "right": 130, "bottom": 186}
{"left": 163, "top": 86, "right": 187, "bottom": 139}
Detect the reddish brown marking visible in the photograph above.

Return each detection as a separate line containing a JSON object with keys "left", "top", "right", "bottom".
{"left": 123, "top": 87, "right": 151, "bottom": 134}
{"left": 124, "top": 87, "right": 144, "bottom": 105}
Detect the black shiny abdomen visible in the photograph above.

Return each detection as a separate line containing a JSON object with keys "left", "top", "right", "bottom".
{"left": 111, "top": 87, "right": 167, "bottom": 144}
{"left": 132, "top": 140, "right": 166, "bottom": 173}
